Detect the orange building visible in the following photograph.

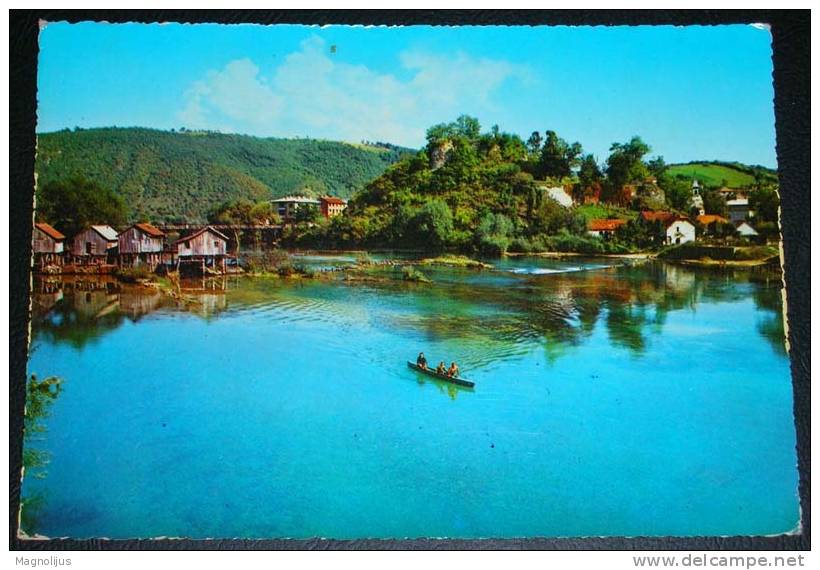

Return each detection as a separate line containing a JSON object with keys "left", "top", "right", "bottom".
{"left": 319, "top": 196, "right": 348, "bottom": 219}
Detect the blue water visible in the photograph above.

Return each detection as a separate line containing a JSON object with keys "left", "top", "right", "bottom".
{"left": 23, "top": 258, "right": 799, "bottom": 539}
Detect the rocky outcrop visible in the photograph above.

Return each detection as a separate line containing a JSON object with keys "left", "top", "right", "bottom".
{"left": 429, "top": 140, "right": 454, "bottom": 170}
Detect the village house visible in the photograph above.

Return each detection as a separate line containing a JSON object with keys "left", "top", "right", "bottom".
{"left": 588, "top": 218, "right": 627, "bottom": 239}
{"left": 735, "top": 221, "right": 759, "bottom": 238}
{"left": 665, "top": 218, "right": 696, "bottom": 245}
{"left": 716, "top": 186, "right": 747, "bottom": 201}
{"left": 319, "top": 196, "right": 348, "bottom": 218}
{"left": 271, "top": 196, "right": 321, "bottom": 220}
{"left": 71, "top": 225, "right": 118, "bottom": 265}
{"left": 174, "top": 226, "right": 230, "bottom": 274}
{"left": 641, "top": 211, "right": 696, "bottom": 245}
{"left": 727, "top": 198, "right": 753, "bottom": 224}
{"left": 696, "top": 214, "right": 730, "bottom": 236}
{"left": 118, "top": 222, "right": 166, "bottom": 269}
{"left": 32, "top": 222, "right": 65, "bottom": 269}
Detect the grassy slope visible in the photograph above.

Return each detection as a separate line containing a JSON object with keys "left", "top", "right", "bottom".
{"left": 35, "top": 128, "right": 414, "bottom": 223}
{"left": 575, "top": 204, "right": 638, "bottom": 222}
{"left": 666, "top": 162, "right": 777, "bottom": 188}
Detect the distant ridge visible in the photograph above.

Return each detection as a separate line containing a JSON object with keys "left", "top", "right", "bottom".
{"left": 35, "top": 127, "right": 415, "bottom": 223}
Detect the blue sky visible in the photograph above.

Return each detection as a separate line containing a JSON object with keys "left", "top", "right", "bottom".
{"left": 38, "top": 22, "right": 776, "bottom": 167}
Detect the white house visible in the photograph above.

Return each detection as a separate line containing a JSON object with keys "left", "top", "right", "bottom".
{"left": 727, "top": 198, "right": 753, "bottom": 224}
{"left": 735, "top": 221, "right": 759, "bottom": 237}
{"left": 271, "top": 196, "right": 321, "bottom": 219}
{"left": 665, "top": 219, "right": 696, "bottom": 245}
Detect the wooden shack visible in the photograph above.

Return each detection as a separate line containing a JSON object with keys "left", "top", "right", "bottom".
{"left": 174, "top": 226, "right": 230, "bottom": 274}
{"left": 71, "top": 225, "right": 119, "bottom": 265}
{"left": 118, "top": 223, "right": 166, "bottom": 269}
{"left": 32, "top": 222, "right": 65, "bottom": 269}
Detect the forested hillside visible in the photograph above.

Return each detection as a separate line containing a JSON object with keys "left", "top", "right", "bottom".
{"left": 35, "top": 128, "right": 413, "bottom": 223}
{"left": 290, "top": 115, "right": 780, "bottom": 253}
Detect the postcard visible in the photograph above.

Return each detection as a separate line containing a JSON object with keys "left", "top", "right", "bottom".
{"left": 18, "top": 20, "right": 800, "bottom": 542}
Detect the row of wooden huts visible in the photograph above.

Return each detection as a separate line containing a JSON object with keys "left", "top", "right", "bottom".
{"left": 32, "top": 222, "right": 233, "bottom": 274}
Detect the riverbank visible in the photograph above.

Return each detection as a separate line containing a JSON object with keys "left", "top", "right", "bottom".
{"left": 668, "top": 256, "right": 781, "bottom": 269}
{"left": 505, "top": 251, "right": 653, "bottom": 261}
{"left": 657, "top": 243, "right": 781, "bottom": 269}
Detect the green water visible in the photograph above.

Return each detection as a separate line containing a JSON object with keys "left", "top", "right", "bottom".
{"left": 22, "top": 257, "right": 798, "bottom": 539}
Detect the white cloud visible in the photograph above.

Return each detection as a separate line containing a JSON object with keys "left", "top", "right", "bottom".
{"left": 179, "top": 58, "right": 284, "bottom": 133}
{"left": 177, "top": 36, "right": 530, "bottom": 146}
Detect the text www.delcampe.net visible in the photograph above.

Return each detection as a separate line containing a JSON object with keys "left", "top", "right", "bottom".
{"left": 632, "top": 554, "right": 807, "bottom": 568}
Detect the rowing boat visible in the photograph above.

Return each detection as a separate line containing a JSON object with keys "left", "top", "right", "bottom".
{"left": 406, "top": 361, "right": 475, "bottom": 388}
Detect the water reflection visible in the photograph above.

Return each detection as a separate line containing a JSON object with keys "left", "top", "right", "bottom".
{"left": 30, "top": 276, "right": 230, "bottom": 349}
{"left": 30, "top": 261, "right": 786, "bottom": 361}
{"left": 363, "top": 261, "right": 786, "bottom": 363}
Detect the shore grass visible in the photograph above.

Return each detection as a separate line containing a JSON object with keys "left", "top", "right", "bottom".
{"left": 417, "top": 255, "right": 493, "bottom": 269}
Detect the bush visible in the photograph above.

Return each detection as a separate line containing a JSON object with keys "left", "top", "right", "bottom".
{"left": 354, "top": 252, "right": 374, "bottom": 266}
{"left": 477, "top": 234, "right": 511, "bottom": 256}
{"left": 244, "top": 250, "right": 290, "bottom": 273}
{"left": 114, "top": 266, "right": 155, "bottom": 283}
{"left": 509, "top": 237, "right": 533, "bottom": 253}
{"left": 541, "top": 231, "right": 630, "bottom": 254}
{"left": 401, "top": 266, "right": 432, "bottom": 283}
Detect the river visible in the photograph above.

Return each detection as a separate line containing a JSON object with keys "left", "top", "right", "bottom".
{"left": 22, "top": 255, "right": 798, "bottom": 539}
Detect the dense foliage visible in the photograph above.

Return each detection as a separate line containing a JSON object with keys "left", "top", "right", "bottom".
{"left": 290, "top": 116, "right": 779, "bottom": 255}
{"left": 35, "top": 127, "right": 413, "bottom": 223}
{"left": 37, "top": 176, "right": 127, "bottom": 237}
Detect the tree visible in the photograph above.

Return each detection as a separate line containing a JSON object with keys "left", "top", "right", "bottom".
{"left": 578, "top": 154, "right": 603, "bottom": 189}
{"left": 208, "top": 199, "right": 280, "bottom": 254}
{"left": 605, "top": 136, "right": 651, "bottom": 191}
{"left": 453, "top": 115, "right": 481, "bottom": 140}
{"left": 659, "top": 175, "right": 692, "bottom": 212}
{"left": 615, "top": 219, "right": 659, "bottom": 249}
{"left": 701, "top": 188, "right": 728, "bottom": 217}
{"left": 539, "top": 131, "right": 582, "bottom": 180}
{"left": 425, "top": 115, "right": 481, "bottom": 148}
{"left": 475, "top": 212, "right": 514, "bottom": 255}
{"left": 425, "top": 122, "right": 455, "bottom": 146}
{"left": 37, "top": 176, "right": 127, "bottom": 237}
{"left": 249, "top": 201, "right": 277, "bottom": 225}
{"left": 526, "top": 131, "right": 543, "bottom": 156}
{"left": 749, "top": 187, "right": 779, "bottom": 224}
{"left": 293, "top": 204, "right": 321, "bottom": 224}
{"left": 408, "top": 200, "right": 454, "bottom": 250}
{"left": 647, "top": 156, "right": 667, "bottom": 178}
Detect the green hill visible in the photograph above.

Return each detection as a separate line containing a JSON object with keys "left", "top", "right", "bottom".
{"left": 666, "top": 161, "right": 778, "bottom": 189}
{"left": 35, "top": 127, "right": 414, "bottom": 223}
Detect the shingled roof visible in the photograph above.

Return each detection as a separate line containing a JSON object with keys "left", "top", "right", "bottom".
{"left": 132, "top": 222, "right": 165, "bottom": 237}
{"left": 175, "top": 225, "right": 230, "bottom": 244}
{"left": 34, "top": 222, "right": 65, "bottom": 241}
{"left": 588, "top": 219, "right": 627, "bottom": 232}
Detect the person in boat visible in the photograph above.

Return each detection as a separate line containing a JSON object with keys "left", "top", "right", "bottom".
{"left": 447, "top": 362, "right": 460, "bottom": 378}
{"left": 435, "top": 361, "right": 446, "bottom": 375}
{"left": 416, "top": 352, "right": 428, "bottom": 370}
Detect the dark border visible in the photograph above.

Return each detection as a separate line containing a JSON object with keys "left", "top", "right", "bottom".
{"left": 9, "top": 9, "right": 810, "bottom": 551}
